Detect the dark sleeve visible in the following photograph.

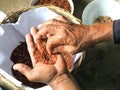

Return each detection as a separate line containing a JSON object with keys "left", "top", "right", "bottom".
{"left": 113, "top": 19, "right": 120, "bottom": 44}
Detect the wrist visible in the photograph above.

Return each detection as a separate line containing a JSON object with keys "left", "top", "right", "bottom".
{"left": 71, "top": 22, "right": 113, "bottom": 52}
{"left": 49, "top": 73, "right": 80, "bottom": 90}
{"left": 49, "top": 73, "right": 71, "bottom": 88}
{"left": 91, "top": 22, "right": 113, "bottom": 43}
{"left": 71, "top": 24, "right": 95, "bottom": 52}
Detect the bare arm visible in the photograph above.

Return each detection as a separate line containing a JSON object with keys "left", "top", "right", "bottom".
{"left": 34, "top": 16, "right": 113, "bottom": 54}
{"left": 71, "top": 22, "right": 113, "bottom": 52}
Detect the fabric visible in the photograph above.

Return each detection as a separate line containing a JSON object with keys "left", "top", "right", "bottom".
{"left": 0, "top": 87, "right": 2, "bottom": 90}
{"left": 113, "top": 19, "right": 120, "bottom": 44}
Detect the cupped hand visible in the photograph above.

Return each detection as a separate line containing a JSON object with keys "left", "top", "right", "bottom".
{"left": 13, "top": 32, "right": 69, "bottom": 84}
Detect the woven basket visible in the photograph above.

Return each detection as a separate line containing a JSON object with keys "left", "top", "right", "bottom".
{"left": 1, "top": 4, "right": 80, "bottom": 24}
{"left": 0, "top": 5, "right": 85, "bottom": 89}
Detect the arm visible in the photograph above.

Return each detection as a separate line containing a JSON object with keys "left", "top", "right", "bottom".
{"left": 79, "top": 19, "right": 120, "bottom": 46}
{"left": 34, "top": 16, "right": 114, "bottom": 54}
{"left": 71, "top": 22, "right": 113, "bottom": 52}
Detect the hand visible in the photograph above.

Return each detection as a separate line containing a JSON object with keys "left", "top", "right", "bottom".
{"left": 13, "top": 29, "right": 81, "bottom": 90}
{"left": 34, "top": 16, "right": 81, "bottom": 54}
{"left": 34, "top": 16, "right": 113, "bottom": 54}
{"left": 13, "top": 32, "right": 69, "bottom": 84}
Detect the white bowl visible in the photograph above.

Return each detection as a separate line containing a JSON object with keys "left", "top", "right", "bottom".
{"left": 29, "top": 0, "right": 74, "bottom": 14}
{"left": 82, "top": 0, "right": 120, "bottom": 25}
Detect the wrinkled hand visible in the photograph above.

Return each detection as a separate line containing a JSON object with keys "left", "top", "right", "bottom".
{"left": 33, "top": 16, "right": 113, "bottom": 55}
{"left": 13, "top": 30, "right": 68, "bottom": 84}
{"left": 34, "top": 16, "right": 81, "bottom": 54}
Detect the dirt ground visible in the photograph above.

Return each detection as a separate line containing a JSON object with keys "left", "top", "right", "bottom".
{"left": 1, "top": 0, "right": 120, "bottom": 90}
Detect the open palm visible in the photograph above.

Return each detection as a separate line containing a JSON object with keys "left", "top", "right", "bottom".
{"left": 13, "top": 30, "right": 68, "bottom": 84}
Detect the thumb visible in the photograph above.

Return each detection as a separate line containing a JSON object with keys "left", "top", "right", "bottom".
{"left": 55, "top": 54, "right": 68, "bottom": 71}
{"left": 13, "top": 63, "right": 33, "bottom": 80}
{"left": 53, "top": 45, "right": 75, "bottom": 54}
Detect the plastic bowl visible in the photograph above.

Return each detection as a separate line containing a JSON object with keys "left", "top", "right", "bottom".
{"left": 82, "top": 0, "right": 120, "bottom": 25}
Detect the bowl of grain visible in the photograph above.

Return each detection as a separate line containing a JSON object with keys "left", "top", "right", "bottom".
{"left": 82, "top": 0, "right": 120, "bottom": 25}
{"left": 29, "top": 0, "right": 74, "bottom": 14}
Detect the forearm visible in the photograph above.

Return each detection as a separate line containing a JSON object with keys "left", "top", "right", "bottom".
{"left": 49, "top": 73, "right": 81, "bottom": 90}
{"left": 89, "top": 22, "right": 113, "bottom": 44}
{"left": 91, "top": 22, "right": 113, "bottom": 44}
{"left": 71, "top": 22, "right": 113, "bottom": 52}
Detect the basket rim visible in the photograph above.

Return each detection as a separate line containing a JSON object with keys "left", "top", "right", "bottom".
{"left": 0, "top": 4, "right": 81, "bottom": 24}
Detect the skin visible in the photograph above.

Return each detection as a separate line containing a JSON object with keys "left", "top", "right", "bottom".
{"left": 13, "top": 16, "right": 113, "bottom": 90}
{"left": 13, "top": 28, "right": 81, "bottom": 90}
{"left": 34, "top": 16, "right": 113, "bottom": 54}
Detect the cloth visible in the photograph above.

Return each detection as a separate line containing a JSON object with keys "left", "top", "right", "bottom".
{"left": 113, "top": 19, "right": 120, "bottom": 44}
{"left": 0, "top": 10, "right": 6, "bottom": 23}
{"left": 0, "top": 87, "right": 2, "bottom": 90}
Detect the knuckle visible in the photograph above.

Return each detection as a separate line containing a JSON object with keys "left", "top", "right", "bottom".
{"left": 49, "top": 19, "right": 57, "bottom": 23}
{"left": 57, "top": 16, "right": 64, "bottom": 20}
{"left": 58, "top": 16, "right": 67, "bottom": 21}
{"left": 27, "top": 77, "right": 35, "bottom": 81}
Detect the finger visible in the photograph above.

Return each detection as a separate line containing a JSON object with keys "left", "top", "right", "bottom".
{"left": 56, "top": 54, "right": 66, "bottom": 64}
{"left": 30, "top": 26, "right": 38, "bottom": 44}
{"left": 13, "top": 63, "right": 34, "bottom": 81}
{"left": 47, "top": 34, "right": 76, "bottom": 54}
{"left": 26, "top": 34, "right": 35, "bottom": 56}
{"left": 54, "top": 16, "right": 68, "bottom": 22}
{"left": 36, "top": 19, "right": 68, "bottom": 42}
{"left": 46, "top": 35, "right": 64, "bottom": 54}
{"left": 53, "top": 45, "right": 76, "bottom": 54}
{"left": 26, "top": 34, "right": 36, "bottom": 66}
{"left": 35, "top": 24, "right": 58, "bottom": 43}
{"left": 55, "top": 54, "right": 68, "bottom": 71}
{"left": 30, "top": 26, "right": 38, "bottom": 38}
{"left": 38, "top": 19, "right": 66, "bottom": 29}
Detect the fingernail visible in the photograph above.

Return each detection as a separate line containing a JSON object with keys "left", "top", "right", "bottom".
{"left": 13, "top": 64, "right": 18, "bottom": 70}
{"left": 52, "top": 49, "right": 57, "bottom": 54}
{"left": 37, "top": 24, "right": 42, "bottom": 29}
{"left": 46, "top": 34, "right": 51, "bottom": 38}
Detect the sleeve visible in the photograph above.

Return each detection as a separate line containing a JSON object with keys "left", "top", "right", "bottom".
{"left": 113, "top": 19, "right": 120, "bottom": 44}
